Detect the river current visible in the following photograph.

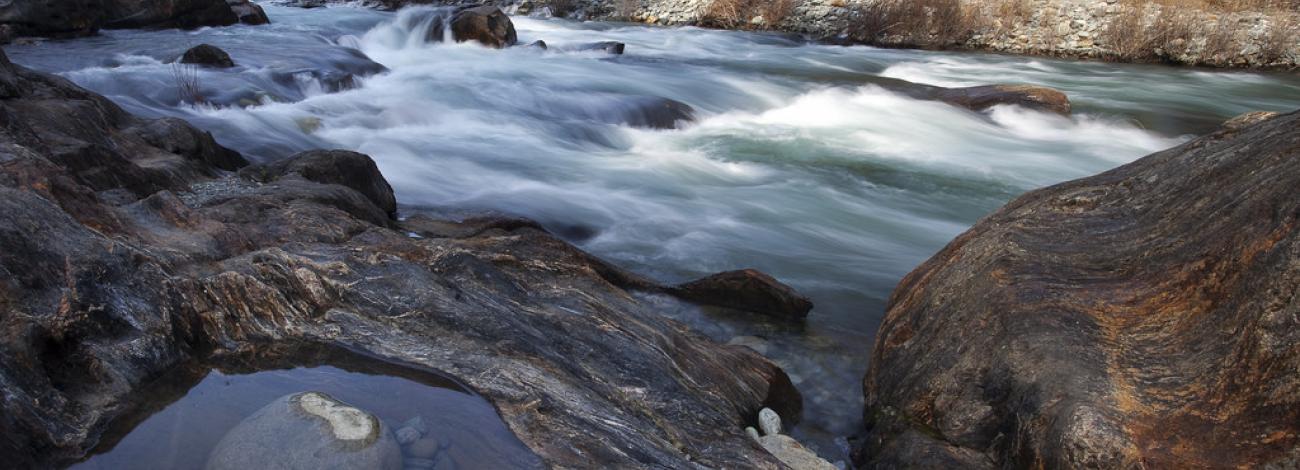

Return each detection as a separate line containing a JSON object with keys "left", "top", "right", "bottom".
{"left": 10, "top": 4, "right": 1300, "bottom": 462}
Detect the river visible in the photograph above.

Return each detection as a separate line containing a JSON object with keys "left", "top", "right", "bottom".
{"left": 10, "top": 4, "right": 1300, "bottom": 463}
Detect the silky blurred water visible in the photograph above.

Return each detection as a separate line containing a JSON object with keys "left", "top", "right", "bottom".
{"left": 10, "top": 4, "right": 1300, "bottom": 462}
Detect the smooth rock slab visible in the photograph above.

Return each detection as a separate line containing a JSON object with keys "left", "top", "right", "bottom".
{"left": 758, "top": 435, "right": 839, "bottom": 470}
{"left": 206, "top": 392, "right": 403, "bottom": 470}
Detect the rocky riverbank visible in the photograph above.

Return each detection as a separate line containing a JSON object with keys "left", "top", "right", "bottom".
{"left": 336, "top": 0, "right": 1298, "bottom": 68}
{"left": 854, "top": 109, "right": 1300, "bottom": 467}
{"left": 0, "top": 47, "right": 819, "bottom": 468}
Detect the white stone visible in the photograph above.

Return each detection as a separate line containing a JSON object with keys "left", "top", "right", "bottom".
{"left": 745, "top": 426, "right": 762, "bottom": 442}
{"left": 298, "top": 392, "right": 377, "bottom": 441}
{"left": 758, "top": 407, "right": 782, "bottom": 436}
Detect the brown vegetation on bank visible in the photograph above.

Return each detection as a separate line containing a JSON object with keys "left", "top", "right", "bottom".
{"left": 700, "top": 0, "right": 805, "bottom": 29}
{"left": 840, "top": 0, "right": 1299, "bottom": 67}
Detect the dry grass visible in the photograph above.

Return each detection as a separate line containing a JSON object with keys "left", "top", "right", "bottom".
{"left": 1259, "top": 16, "right": 1299, "bottom": 62}
{"left": 1101, "top": 1, "right": 1298, "bottom": 64}
{"left": 700, "top": 0, "right": 804, "bottom": 29}
{"left": 170, "top": 62, "right": 204, "bottom": 104}
{"left": 847, "top": 0, "right": 976, "bottom": 46}
{"left": 834, "top": 0, "right": 1297, "bottom": 66}
{"left": 614, "top": 0, "right": 640, "bottom": 20}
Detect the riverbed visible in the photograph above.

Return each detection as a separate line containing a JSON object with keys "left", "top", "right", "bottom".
{"left": 9, "top": 4, "right": 1300, "bottom": 461}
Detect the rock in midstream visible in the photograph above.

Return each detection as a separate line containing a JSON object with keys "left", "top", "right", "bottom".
{"left": 0, "top": 47, "right": 805, "bottom": 469}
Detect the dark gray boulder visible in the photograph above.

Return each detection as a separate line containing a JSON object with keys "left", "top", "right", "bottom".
{"left": 180, "top": 44, "right": 236, "bottom": 68}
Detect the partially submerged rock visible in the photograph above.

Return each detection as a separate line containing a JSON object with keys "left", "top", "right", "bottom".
{"left": 206, "top": 392, "right": 403, "bottom": 470}
{"left": 623, "top": 96, "right": 695, "bottom": 129}
{"left": 934, "top": 84, "right": 1072, "bottom": 115}
{"left": 425, "top": 5, "right": 517, "bottom": 48}
{"left": 867, "top": 75, "right": 1073, "bottom": 115}
{"left": 857, "top": 110, "right": 1300, "bottom": 467}
{"left": 670, "top": 269, "right": 814, "bottom": 320}
{"left": 562, "top": 41, "right": 626, "bottom": 54}
{"left": 180, "top": 44, "right": 236, "bottom": 68}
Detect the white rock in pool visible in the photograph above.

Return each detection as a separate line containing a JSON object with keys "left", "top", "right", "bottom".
{"left": 206, "top": 391, "right": 403, "bottom": 470}
{"left": 758, "top": 407, "right": 782, "bottom": 436}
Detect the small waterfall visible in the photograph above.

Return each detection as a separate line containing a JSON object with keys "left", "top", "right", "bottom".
{"left": 360, "top": 6, "right": 458, "bottom": 51}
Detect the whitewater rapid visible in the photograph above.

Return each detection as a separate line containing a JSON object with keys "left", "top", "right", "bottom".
{"left": 9, "top": 4, "right": 1300, "bottom": 460}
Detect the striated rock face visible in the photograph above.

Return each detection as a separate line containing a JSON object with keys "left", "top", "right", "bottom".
{"left": 0, "top": 0, "right": 268, "bottom": 39}
{"left": 0, "top": 49, "right": 805, "bottom": 469}
{"left": 856, "top": 110, "right": 1300, "bottom": 468}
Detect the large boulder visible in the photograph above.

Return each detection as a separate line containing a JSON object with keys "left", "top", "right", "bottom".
{"left": 241, "top": 149, "right": 398, "bottom": 221}
{"left": 856, "top": 110, "right": 1300, "bottom": 468}
{"left": 669, "top": 269, "right": 814, "bottom": 320}
{"left": 206, "top": 392, "right": 403, "bottom": 470}
{"left": 426, "top": 5, "right": 517, "bottom": 48}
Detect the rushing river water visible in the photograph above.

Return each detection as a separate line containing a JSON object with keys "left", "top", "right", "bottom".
{"left": 10, "top": 4, "right": 1300, "bottom": 463}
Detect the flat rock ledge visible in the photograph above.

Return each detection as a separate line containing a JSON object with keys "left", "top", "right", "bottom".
{"left": 0, "top": 48, "right": 804, "bottom": 469}
{"left": 856, "top": 109, "right": 1300, "bottom": 468}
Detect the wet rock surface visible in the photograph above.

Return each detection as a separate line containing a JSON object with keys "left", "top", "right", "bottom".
{"left": 934, "top": 84, "right": 1072, "bottom": 115}
{"left": 869, "top": 75, "right": 1074, "bottom": 115}
{"left": 0, "top": 49, "right": 806, "bottom": 469}
{"left": 856, "top": 110, "right": 1300, "bottom": 467}
{"left": 424, "top": 5, "right": 518, "bottom": 48}
{"left": 671, "top": 269, "right": 815, "bottom": 320}
{"left": 180, "top": 44, "right": 236, "bottom": 68}
{"left": 206, "top": 392, "right": 404, "bottom": 470}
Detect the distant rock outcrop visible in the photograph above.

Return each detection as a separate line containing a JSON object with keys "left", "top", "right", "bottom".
{"left": 856, "top": 110, "right": 1300, "bottom": 468}
{"left": 0, "top": 0, "right": 269, "bottom": 39}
